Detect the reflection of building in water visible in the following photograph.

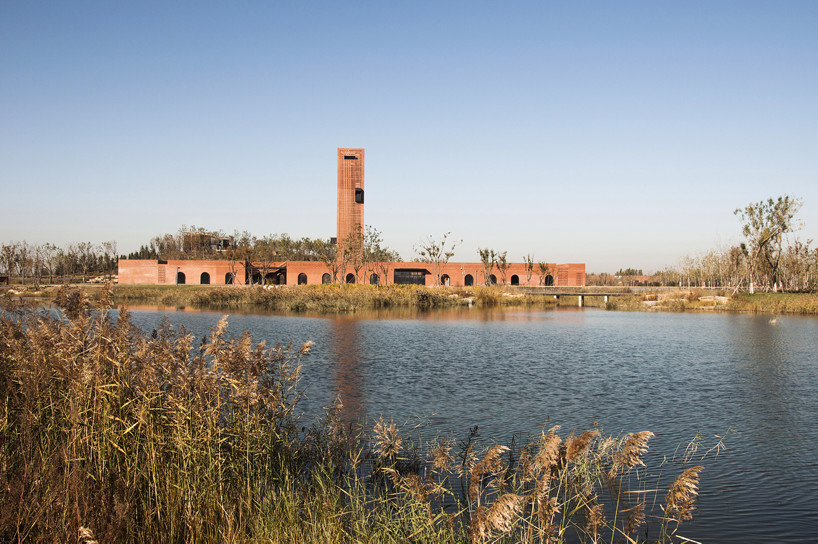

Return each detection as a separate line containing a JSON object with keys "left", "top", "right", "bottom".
{"left": 329, "top": 318, "right": 365, "bottom": 426}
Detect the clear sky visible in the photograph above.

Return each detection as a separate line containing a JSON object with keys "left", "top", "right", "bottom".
{"left": 2, "top": 1, "right": 816, "bottom": 273}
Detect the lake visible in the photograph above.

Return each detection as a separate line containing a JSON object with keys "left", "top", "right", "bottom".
{"left": 126, "top": 305, "right": 818, "bottom": 543}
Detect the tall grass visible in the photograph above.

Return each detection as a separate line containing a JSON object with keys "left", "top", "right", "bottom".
{"left": 1, "top": 286, "right": 716, "bottom": 543}
{"left": 111, "top": 284, "right": 561, "bottom": 313}
{"left": 113, "top": 284, "right": 464, "bottom": 312}
{"left": 723, "top": 291, "right": 818, "bottom": 314}
{"left": 602, "top": 289, "right": 818, "bottom": 315}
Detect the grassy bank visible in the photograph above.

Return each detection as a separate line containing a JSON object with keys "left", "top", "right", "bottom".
{"left": 722, "top": 291, "right": 818, "bottom": 314}
{"left": 0, "top": 287, "right": 713, "bottom": 543}
{"left": 603, "top": 289, "right": 818, "bottom": 315}
{"left": 110, "top": 284, "right": 559, "bottom": 312}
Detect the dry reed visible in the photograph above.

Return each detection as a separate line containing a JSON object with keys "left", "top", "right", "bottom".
{"left": 0, "top": 287, "right": 719, "bottom": 543}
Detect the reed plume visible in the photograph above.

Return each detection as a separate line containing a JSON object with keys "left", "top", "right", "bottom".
{"left": 428, "top": 436, "right": 455, "bottom": 473}
{"left": 623, "top": 501, "right": 646, "bottom": 534}
{"left": 564, "top": 429, "right": 599, "bottom": 463}
{"left": 373, "top": 416, "right": 403, "bottom": 461}
{"left": 584, "top": 495, "right": 605, "bottom": 539}
{"left": 0, "top": 289, "right": 719, "bottom": 544}
{"left": 664, "top": 465, "right": 704, "bottom": 523}
{"left": 468, "top": 445, "right": 509, "bottom": 505}
{"left": 468, "top": 493, "right": 522, "bottom": 543}
{"left": 617, "top": 431, "right": 654, "bottom": 470}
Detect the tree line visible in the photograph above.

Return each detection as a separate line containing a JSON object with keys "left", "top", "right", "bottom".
{"left": 1, "top": 241, "right": 118, "bottom": 286}
{"left": 600, "top": 195, "right": 817, "bottom": 292}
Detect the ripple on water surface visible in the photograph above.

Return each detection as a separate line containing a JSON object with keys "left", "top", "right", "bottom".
{"left": 125, "top": 306, "right": 818, "bottom": 544}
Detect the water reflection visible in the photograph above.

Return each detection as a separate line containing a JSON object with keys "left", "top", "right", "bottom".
{"left": 328, "top": 318, "right": 365, "bottom": 426}
{"left": 119, "top": 305, "right": 818, "bottom": 543}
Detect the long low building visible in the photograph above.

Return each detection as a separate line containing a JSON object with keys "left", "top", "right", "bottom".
{"left": 118, "top": 259, "right": 585, "bottom": 287}
{"left": 118, "top": 148, "right": 586, "bottom": 288}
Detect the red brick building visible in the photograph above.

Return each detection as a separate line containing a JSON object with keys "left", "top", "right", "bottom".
{"left": 118, "top": 148, "right": 585, "bottom": 287}
{"left": 337, "top": 148, "right": 364, "bottom": 252}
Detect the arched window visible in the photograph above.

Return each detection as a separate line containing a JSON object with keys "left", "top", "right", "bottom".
{"left": 510, "top": 274, "right": 519, "bottom": 286}
{"left": 545, "top": 274, "right": 554, "bottom": 286}
{"left": 322, "top": 273, "right": 331, "bottom": 284}
{"left": 200, "top": 272, "right": 210, "bottom": 285}
{"left": 464, "top": 274, "right": 473, "bottom": 286}
{"left": 489, "top": 274, "right": 497, "bottom": 285}
{"left": 345, "top": 273, "right": 356, "bottom": 284}
{"left": 176, "top": 271, "right": 186, "bottom": 285}
{"left": 441, "top": 274, "right": 450, "bottom": 286}
{"left": 225, "top": 273, "right": 234, "bottom": 285}
{"left": 369, "top": 273, "right": 379, "bottom": 285}
{"left": 298, "top": 273, "right": 307, "bottom": 285}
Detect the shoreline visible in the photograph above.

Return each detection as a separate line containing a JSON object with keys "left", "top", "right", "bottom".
{"left": 3, "top": 284, "right": 818, "bottom": 316}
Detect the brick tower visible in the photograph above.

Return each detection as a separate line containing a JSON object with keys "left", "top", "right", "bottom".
{"left": 336, "top": 148, "right": 365, "bottom": 252}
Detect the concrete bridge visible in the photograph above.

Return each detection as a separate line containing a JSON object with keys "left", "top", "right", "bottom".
{"left": 510, "top": 286, "right": 634, "bottom": 307}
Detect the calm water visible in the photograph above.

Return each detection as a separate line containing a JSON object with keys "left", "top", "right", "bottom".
{"left": 126, "top": 306, "right": 818, "bottom": 543}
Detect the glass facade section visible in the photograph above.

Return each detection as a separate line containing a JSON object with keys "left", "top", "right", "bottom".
{"left": 394, "top": 269, "right": 426, "bottom": 285}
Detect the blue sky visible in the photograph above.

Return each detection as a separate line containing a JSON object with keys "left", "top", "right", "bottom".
{"left": 2, "top": 1, "right": 816, "bottom": 272}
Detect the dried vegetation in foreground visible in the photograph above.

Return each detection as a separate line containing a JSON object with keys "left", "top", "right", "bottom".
{"left": 1, "top": 286, "right": 718, "bottom": 543}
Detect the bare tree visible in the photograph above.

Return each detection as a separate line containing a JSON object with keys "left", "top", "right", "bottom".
{"left": 734, "top": 195, "right": 803, "bottom": 292}
{"left": 32, "top": 244, "right": 44, "bottom": 288}
{"left": 364, "top": 225, "right": 400, "bottom": 285}
{"left": 415, "top": 233, "right": 460, "bottom": 287}
{"left": 523, "top": 254, "right": 535, "bottom": 285}
{"left": 40, "top": 243, "right": 58, "bottom": 284}
{"left": 496, "top": 251, "right": 510, "bottom": 285}
{"left": 537, "top": 261, "right": 552, "bottom": 286}
{"left": 102, "top": 240, "right": 117, "bottom": 281}
{"left": 253, "top": 236, "right": 277, "bottom": 285}
{"left": 15, "top": 241, "right": 31, "bottom": 285}
{"left": 374, "top": 248, "right": 401, "bottom": 285}
{"left": 75, "top": 242, "right": 99, "bottom": 283}
{"left": 344, "top": 224, "right": 365, "bottom": 283}
{"left": 319, "top": 239, "right": 343, "bottom": 284}
{"left": 225, "top": 235, "right": 251, "bottom": 286}
{"left": 478, "top": 248, "right": 496, "bottom": 286}
{"left": 1, "top": 243, "right": 15, "bottom": 280}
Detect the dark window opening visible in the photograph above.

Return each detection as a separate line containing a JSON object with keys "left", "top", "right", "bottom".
{"left": 176, "top": 272, "right": 186, "bottom": 285}
{"left": 464, "top": 274, "right": 474, "bottom": 286}
{"left": 369, "top": 273, "right": 379, "bottom": 285}
{"left": 355, "top": 188, "right": 364, "bottom": 204}
{"left": 252, "top": 273, "right": 262, "bottom": 285}
{"left": 441, "top": 274, "right": 450, "bottom": 286}
{"left": 489, "top": 274, "right": 497, "bottom": 285}
{"left": 344, "top": 155, "right": 358, "bottom": 160}
{"left": 394, "top": 269, "right": 426, "bottom": 285}
{"left": 545, "top": 274, "right": 554, "bottom": 286}
{"left": 225, "top": 273, "right": 234, "bottom": 285}
{"left": 158, "top": 259, "right": 168, "bottom": 265}
{"left": 511, "top": 274, "right": 519, "bottom": 286}
{"left": 273, "top": 271, "right": 287, "bottom": 285}
{"left": 345, "top": 273, "right": 356, "bottom": 284}
{"left": 298, "top": 273, "right": 307, "bottom": 285}
{"left": 322, "top": 273, "right": 331, "bottom": 284}
{"left": 200, "top": 272, "right": 210, "bottom": 285}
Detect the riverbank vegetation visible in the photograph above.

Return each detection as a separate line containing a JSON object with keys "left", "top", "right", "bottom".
{"left": 592, "top": 195, "right": 818, "bottom": 293}
{"left": 1, "top": 288, "right": 715, "bottom": 543}
{"left": 112, "top": 284, "right": 564, "bottom": 312}
{"left": 602, "top": 288, "right": 818, "bottom": 315}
